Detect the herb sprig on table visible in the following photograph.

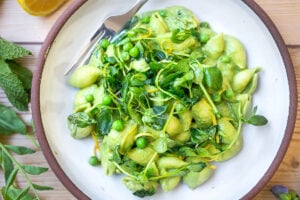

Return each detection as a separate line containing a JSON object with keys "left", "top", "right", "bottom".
{"left": 0, "top": 37, "right": 53, "bottom": 200}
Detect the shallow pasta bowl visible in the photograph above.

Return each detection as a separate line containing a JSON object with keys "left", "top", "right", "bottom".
{"left": 31, "top": 0, "right": 297, "bottom": 199}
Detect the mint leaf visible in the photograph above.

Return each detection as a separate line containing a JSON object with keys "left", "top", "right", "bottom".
{"left": 0, "top": 104, "right": 26, "bottom": 135}
{"left": 0, "top": 60, "right": 29, "bottom": 111}
{"left": 0, "top": 37, "right": 31, "bottom": 60}
{"left": 7, "top": 60, "right": 32, "bottom": 90}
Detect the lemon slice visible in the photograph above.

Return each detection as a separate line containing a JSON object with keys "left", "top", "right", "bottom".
{"left": 17, "top": 0, "right": 67, "bottom": 16}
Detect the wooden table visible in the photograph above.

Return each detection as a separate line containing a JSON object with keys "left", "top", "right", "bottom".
{"left": 0, "top": 0, "right": 299, "bottom": 199}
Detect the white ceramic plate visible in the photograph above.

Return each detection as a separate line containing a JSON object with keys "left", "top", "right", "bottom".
{"left": 32, "top": 0, "right": 297, "bottom": 199}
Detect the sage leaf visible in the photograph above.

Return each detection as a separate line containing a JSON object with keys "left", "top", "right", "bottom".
{"left": 0, "top": 104, "right": 26, "bottom": 135}
{"left": 21, "top": 165, "right": 48, "bottom": 175}
{"left": 32, "top": 183, "right": 53, "bottom": 191}
{"left": 4, "top": 145, "right": 35, "bottom": 155}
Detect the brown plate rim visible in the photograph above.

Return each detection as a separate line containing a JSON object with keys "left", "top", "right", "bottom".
{"left": 31, "top": 1, "right": 297, "bottom": 199}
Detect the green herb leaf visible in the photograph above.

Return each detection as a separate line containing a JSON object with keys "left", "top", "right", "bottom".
{"left": 21, "top": 165, "right": 48, "bottom": 175}
{"left": 171, "top": 29, "right": 191, "bottom": 44}
{"left": 203, "top": 66, "right": 223, "bottom": 92}
{"left": 246, "top": 115, "right": 268, "bottom": 126}
{"left": 0, "top": 104, "right": 27, "bottom": 135}
{"left": 1, "top": 186, "right": 35, "bottom": 200}
{"left": 96, "top": 108, "right": 113, "bottom": 135}
{"left": 112, "top": 145, "right": 122, "bottom": 164}
{"left": 4, "top": 145, "right": 35, "bottom": 155}
{"left": 32, "top": 183, "right": 53, "bottom": 191}
{"left": 133, "top": 189, "right": 156, "bottom": 198}
{"left": 2, "top": 150, "right": 14, "bottom": 184}
{"left": 4, "top": 168, "right": 19, "bottom": 195}
{"left": 152, "top": 137, "right": 168, "bottom": 153}
{"left": 244, "top": 106, "right": 268, "bottom": 126}
{"left": 14, "top": 186, "right": 30, "bottom": 200}
{"left": 0, "top": 60, "right": 29, "bottom": 111}
{"left": 7, "top": 60, "right": 32, "bottom": 90}
{"left": 0, "top": 37, "right": 31, "bottom": 60}
{"left": 67, "top": 112, "right": 96, "bottom": 128}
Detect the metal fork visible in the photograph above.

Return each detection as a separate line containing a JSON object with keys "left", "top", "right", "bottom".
{"left": 64, "top": 0, "right": 148, "bottom": 75}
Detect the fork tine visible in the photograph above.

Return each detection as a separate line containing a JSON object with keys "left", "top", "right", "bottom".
{"left": 64, "top": 28, "right": 108, "bottom": 75}
{"left": 64, "top": 0, "right": 148, "bottom": 75}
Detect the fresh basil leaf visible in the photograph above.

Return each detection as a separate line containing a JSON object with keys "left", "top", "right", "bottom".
{"left": 203, "top": 66, "right": 223, "bottom": 92}
{"left": 0, "top": 104, "right": 26, "bottom": 135}
{"left": 21, "top": 165, "right": 48, "bottom": 175}
{"left": 32, "top": 183, "right": 53, "bottom": 191}
{"left": 96, "top": 109, "right": 113, "bottom": 135}
{"left": 4, "top": 145, "right": 35, "bottom": 155}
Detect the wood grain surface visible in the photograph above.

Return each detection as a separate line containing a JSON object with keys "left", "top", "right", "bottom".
{"left": 0, "top": 0, "right": 299, "bottom": 199}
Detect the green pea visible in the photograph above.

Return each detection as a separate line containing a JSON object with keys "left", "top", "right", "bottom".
{"left": 123, "top": 42, "right": 133, "bottom": 52}
{"left": 129, "top": 46, "right": 140, "bottom": 58}
{"left": 89, "top": 156, "right": 99, "bottom": 166}
{"left": 121, "top": 51, "right": 130, "bottom": 61}
{"left": 100, "top": 38, "right": 110, "bottom": 49}
{"left": 159, "top": 10, "right": 167, "bottom": 17}
{"left": 102, "top": 95, "right": 112, "bottom": 105}
{"left": 224, "top": 89, "right": 234, "bottom": 99}
{"left": 136, "top": 137, "right": 147, "bottom": 149}
{"left": 141, "top": 15, "right": 150, "bottom": 24}
{"left": 112, "top": 120, "right": 124, "bottom": 131}
{"left": 85, "top": 94, "right": 94, "bottom": 102}
{"left": 200, "top": 33, "right": 209, "bottom": 43}
{"left": 220, "top": 55, "right": 231, "bottom": 63}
